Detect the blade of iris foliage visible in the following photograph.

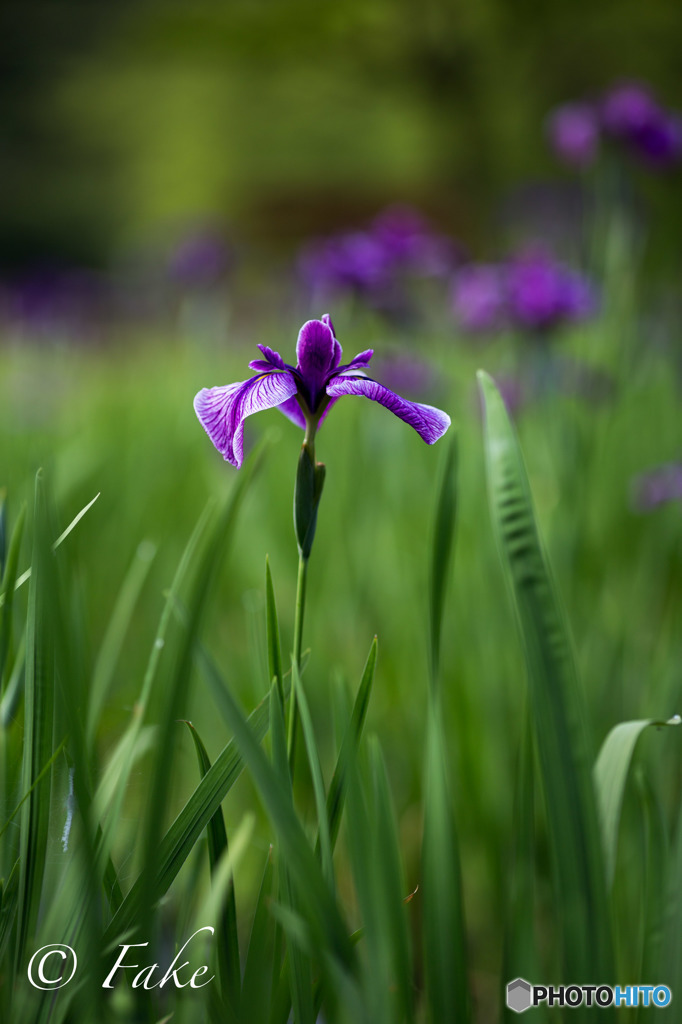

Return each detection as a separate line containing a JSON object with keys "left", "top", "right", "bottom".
{"left": 240, "top": 848, "right": 276, "bottom": 1023}
{"left": 265, "top": 556, "right": 284, "bottom": 704}
{"left": 501, "top": 712, "right": 545, "bottom": 1022}
{"left": 86, "top": 540, "right": 157, "bottom": 749}
{"left": 197, "top": 663, "right": 354, "bottom": 970}
{"left": 292, "top": 662, "right": 334, "bottom": 889}
{"left": 663, "top": 793, "right": 682, "bottom": 1003}
{"left": 594, "top": 716, "right": 680, "bottom": 888}
{"left": 94, "top": 499, "right": 215, "bottom": 878}
{"left": 15, "top": 471, "right": 55, "bottom": 970}
{"left": 136, "top": 445, "right": 265, "bottom": 946}
{"left": 634, "top": 771, "right": 668, "bottom": 992}
{"left": 270, "top": 681, "right": 315, "bottom": 1024}
{"left": 323, "top": 637, "right": 377, "bottom": 853}
{"left": 0, "top": 492, "right": 100, "bottom": 608}
{"left": 185, "top": 721, "right": 241, "bottom": 1022}
{"left": 422, "top": 702, "right": 471, "bottom": 1024}
{"left": 429, "top": 433, "right": 457, "bottom": 686}
{"left": 478, "top": 370, "right": 614, "bottom": 998}
{"left": 0, "top": 504, "right": 26, "bottom": 691}
{"left": 422, "top": 423, "right": 469, "bottom": 1023}
{"left": 345, "top": 734, "right": 414, "bottom": 1024}
{"left": 105, "top": 692, "right": 269, "bottom": 946}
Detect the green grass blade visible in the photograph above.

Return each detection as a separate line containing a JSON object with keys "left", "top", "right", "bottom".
{"left": 429, "top": 433, "right": 457, "bottom": 686}
{"left": 422, "top": 702, "right": 471, "bottom": 1024}
{"left": 15, "top": 471, "right": 55, "bottom": 970}
{"left": 479, "top": 370, "right": 614, "bottom": 992}
{"left": 104, "top": 691, "right": 269, "bottom": 945}
{"left": 185, "top": 721, "right": 241, "bottom": 1020}
{"left": 241, "top": 848, "right": 276, "bottom": 1022}
{"left": 195, "top": 660, "right": 354, "bottom": 971}
{"left": 0, "top": 503, "right": 26, "bottom": 689}
{"left": 324, "top": 636, "right": 377, "bottom": 853}
{"left": 86, "top": 540, "right": 156, "bottom": 748}
{"left": 634, "top": 770, "right": 668, "bottom": 1003}
{"left": 265, "top": 556, "right": 284, "bottom": 704}
{"left": 292, "top": 662, "right": 334, "bottom": 889}
{"left": 369, "top": 739, "right": 414, "bottom": 1024}
{"left": 594, "top": 715, "right": 680, "bottom": 888}
{"left": 270, "top": 683, "right": 315, "bottom": 1024}
{"left": 501, "top": 711, "right": 545, "bottom": 1022}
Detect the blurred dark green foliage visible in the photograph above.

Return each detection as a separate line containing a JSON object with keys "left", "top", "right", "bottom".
{"left": 2, "top": 0, "right": 682, "bottom": 266}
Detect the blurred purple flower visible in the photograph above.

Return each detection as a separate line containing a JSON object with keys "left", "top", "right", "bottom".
{"left": 299, "top": 206, "right": 460, "bottom": 306}
{"left": 601, "top": 81, "right": 682, "bottom": 167}
{"left": 194, "top": 315, "right": 450, "bottom": 467}
{"left": 547, "top": 102, "right": 600, "bottom": 168}
{"left": 168, "top": 230, "right": 231, "bottom": 287}
{"left": 451, "top": 264, "right": 508, "bottom": 333}
{"left": 2, "top": 267, "right": 105, "bottom": 339}
{"left": 299, "top": 232, "right": 391, "bottom": 298}
{"left": 506, "top": 252, "right": 597, "bottom": 331}
{"left": 371, "top": 205, "right": 460, "bottom": 276}
{"left": 452, "top": 252, "right": 597, "bottom": 335}
{"left": 632, "top": 463, "right": 682, "bottom": 511}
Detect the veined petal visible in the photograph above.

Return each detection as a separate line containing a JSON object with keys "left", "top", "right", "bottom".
{"left": 194, "top": 371, "right": 297, "bottom": 467}
{"left": 325, "top": 375, "right": 450, "bottom": 444}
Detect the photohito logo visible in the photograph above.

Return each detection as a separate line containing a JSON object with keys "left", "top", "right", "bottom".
{"left": 506, "top": 978, "right": 672, "bottom": 1012}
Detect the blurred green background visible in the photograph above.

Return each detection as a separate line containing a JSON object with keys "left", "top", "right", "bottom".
{"left": 3, "top": 0, "right": 682, "bottom": 266}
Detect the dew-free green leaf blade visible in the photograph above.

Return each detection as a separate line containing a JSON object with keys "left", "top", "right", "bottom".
{"left": 479, "top": 370, "right": 614, "bottom": 997}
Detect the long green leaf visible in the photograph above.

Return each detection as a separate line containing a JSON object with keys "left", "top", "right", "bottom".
{"left": 429, "top": 433, "right": 457, "bottom": 686}
{"left": 0, "top": 503, "right": 26, "bottom": 690}
{"left": 594, "top": 715, "right": 680, "bottom": 888}
{"left": 86, "top": 540, "right": 156, "bottom": 747}
{"left": 324, "top": 637, "right": 377, "bottom": 853}
{"left": 185, "top": 722, "right": 241, "bottom": 1021}
{"left": 479, "top": 370, "right": 614, "bottom": 996}
{"left": 16, "top": 472, "right": 55, "bottom": 969}
{"left": 422, "top": 702, "right": 471, "bottom": 1024}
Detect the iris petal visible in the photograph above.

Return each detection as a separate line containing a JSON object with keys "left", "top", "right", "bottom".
{"left": 194, "top": 371, "right": 298, "bottom": 467}
{"left": 325, "top": 375, "right": 450, "bottom": 444}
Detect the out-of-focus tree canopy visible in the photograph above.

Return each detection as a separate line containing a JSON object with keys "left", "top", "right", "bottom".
{"left": 2, "top": 0, "right": 681, "bottom": 265}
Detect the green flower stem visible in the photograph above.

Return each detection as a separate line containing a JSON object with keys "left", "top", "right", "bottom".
{"left": 287, "top": 551, "right": 308, "bottom": 772}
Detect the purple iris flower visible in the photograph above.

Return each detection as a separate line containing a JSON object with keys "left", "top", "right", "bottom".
{"left": 547, "top": 102, "right": 600, "bottom": 168}
{"left": 194, "top": 315, "right": 451, "bottom": 467}
{"left": 506, "top": 253, "right": 597, "bottom": 331}
{"left": 601, "top": 81, "right": 682, "bottom": 167}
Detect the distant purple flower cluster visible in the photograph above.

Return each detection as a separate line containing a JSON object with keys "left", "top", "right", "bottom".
{"left": 548, "top": 81, "right": 682, "bottom": 169}
{"left": 632, "top": 463, "right": 682, "bottom": 511}
{"left": 299, "top": 206, "right": 461, "bottom": 305}
{"left": 451, "top": 251, "right": 597, "bottom": 334}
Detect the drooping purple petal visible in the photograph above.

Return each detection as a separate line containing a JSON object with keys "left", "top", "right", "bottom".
{"left": 277, "top": 395, "right": 307, "bottom": 430}
{"left": 194, "top": 371, "right": 297, "bottom": 467}
{"left": 325, "top": 376, "right": 450, "bottom": 444}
